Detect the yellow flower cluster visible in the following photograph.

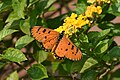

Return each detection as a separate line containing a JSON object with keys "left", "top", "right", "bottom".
{"left": 55, "top": 13, "right": 89, "bottom": 36}
{"left": 85, "top": 5, "right": 102, "bottom": 18}
{"left": 101, "top": 0, "right": 111, "bottom": 3}
{"left": 55, "top": 5, "right": 102, "bottom": 36}
{"left": 87, "top": 0, "right": 111, "bottom": 4}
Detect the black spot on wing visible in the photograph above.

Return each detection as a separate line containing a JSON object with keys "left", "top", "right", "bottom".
{"left": 36, "top": 27, "right": 41, "bottom": 33}
{"left": 72, "top": 52, "right": 74, "bottom": 54}
{"left": 45, "top": 36, "right": 47, "bottom": 39}
{"left": 74, "top": 53, "right": 77, "bottom": 55}
{"left": 43, "top": 29, "right": 46, "bottom": 33}
{"left": 71, "top": 45, "right": 74, "bottom": 50}
{"left": 48, "top": 31, "right": 51, "bottom": 34}
{"left": 68, "top": 42, "right": 70, "bottom": 45}
{"left": 65, "top": 49, "right": 68, "bottom": 51}
{"left": 76, "top": 48, "right": 78, "bottom": 53}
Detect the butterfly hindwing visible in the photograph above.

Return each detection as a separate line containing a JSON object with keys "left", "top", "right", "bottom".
{"left": 55, "top": 36, "right": 82, "bottom": 60}
{"left": 31, "top": 26, "right": 59, "bottom": 50}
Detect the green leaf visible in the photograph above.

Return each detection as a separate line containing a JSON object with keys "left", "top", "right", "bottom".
{"left": 111, "top": 24, "right": 120, "bottom": 36}
{"left": 74, "top": 1, "right": 87, "bottom": 14}
{"left": 108, "top": 0, "right": 120, "bottom": 16}
{"left": 28, "top": 0, "right": 39, "bottom": 7}
{"left": 98, "top": 22, "right": 114, "bottom": 30}
{"left": 62, "top": 60, "right": 73, "bottom": 73}
{"left": 99, "top": 29, "right": 111, "bottom": 38}
{"left": 33, "top": 50, "right": 48, "bottom": 63}
{"left": 4, "top": 20, "right": 21, "bottom": 30}
{"left": 81, "top": 70, "right": 98, "bottom": 80}
{"left": 2, "top": 48, "right": 27, "bottom": 62}
{"left": 103, "top": 46, "right": 120, "bottom": 61}
{"left": 88, "top": 29, "right": 110, "bottom": 45}
{"left": 46, "top": 14, "right": 65, "bottom": 29}
{"left": 29, "top": 9, "right": 37, "bottom": 26}
{"left": 6, "top": 0, "right": 26, "bottom": 22}
{"left": 0, "top": 0, "right": 12, "bottom": 12}
{"left": 35, "top": 0, "right": 48, "bottom": 14}
{"left": 70, "top": 55, "right": 88, "bottom": 73}
{"left": 0, "top": 62, "right": 6, "bottom": 69}
{"left": 109, "top": 46, "right": 120, "bottom": 58}
{"left": 0, "top": 29, "right": 18, "bottom": 41}
{"left": 101, "top": 13, "right": 116, "bottom": 21}
{"left": 27, "top": 64, "right": 48, "bottom": 79}
{"left": 79, "top": 33, "right": 88, "bottom": 43}
{"left": 6, "top": 71, "right": 19, "bottom": 80}
{"left": 52, "top": 61, "right": 61, "bottom": 74}
{"left": 98, "top": 22, "right": 120, "bottom": 36}
{"left": 88, "top": 31, "right": 100, "bottom": 41}
{"left": 80, "top": 57, "right": 98, "bottom": 73}
{"left": 20, "top": 18, "right": 31, "bottom": 35}
{"left": 45, "top": 0, "right": 56, "bottom": 9}
{"left": 0, "top": 20, "right": 4, "bottom": 30}
{"left": 15, "top": 35, "right": 34, "bottom": 49}
{"left": 29, "top": 0, "right": 49, "bottom": 26}
{"left": 89, "top": 29, "right": 110, "bottom": 40}
{"left": 94, "top": 39, "right": 113, "bottom": 54}
{"left": 110, "top": 69, "right": 120, "bottom": 80}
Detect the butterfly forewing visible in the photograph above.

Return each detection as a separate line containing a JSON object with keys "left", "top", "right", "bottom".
{"left": 55, "top": 36, "right": 82, "bottom": 60}
{"left": 31, "top": 26, "right": 59, "bottom": 50}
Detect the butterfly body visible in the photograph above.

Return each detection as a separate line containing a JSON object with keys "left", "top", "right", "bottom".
{"left": 31, "top": 26, "right": 82, "bottom": 60}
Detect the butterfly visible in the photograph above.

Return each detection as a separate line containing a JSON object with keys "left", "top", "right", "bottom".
{"left": 31, "top": 26, "right": 82, "bottom": 60}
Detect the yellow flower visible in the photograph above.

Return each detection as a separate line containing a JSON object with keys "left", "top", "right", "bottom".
{"left": 87, "top": 0, "right": 96, "bottom": 3}
{"left": 54, "top": 26, "right": 64, "bottom": 33}
{"left": 55, "top": 13, "right": 89, "bottom": 36}
{"left": 55, "top": 13, "right": 78, "bottom": 36}
{"left": 87, "top": 0, "right": 111, "bottom": 4}
{"left": 85, "top": 5, "right": 102, "bottom": 18}
{"left": 96, "top": 6, "right": 102, "bottom": 14}
{"left": 85, "top": 5, "right": 95, "bottom": 18}
{"left": 101, "top": 0, "right": 111, "bottom": 3}
{"left": 55, "top": 4, "right": 102, "bottom": 36}
{"left": 76, "top": 14, "right": 89, "bottom": 28}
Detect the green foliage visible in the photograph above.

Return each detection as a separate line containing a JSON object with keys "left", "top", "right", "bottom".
{"left": 0, "top": 29, "right": 18, "bottom": 41}
{"left": 108, "top": 0, "right": 120, "bottom": 16}
{"left": 27, "top": 64, "right": 48, "bottom": 79}
{"left": 81, "top": 70, "right": 98, "bottom": 80}
{"left": 0, "top": 0, "right": 120, "bottom": 80}
{"left": 103, "top": 46, "right": 120, "bottom": 61}
{"left": 15, "top": 35, "right": 34, "bottom": 49}
{"left": 33, "top": 50, "right": 48, "bottom": 63}
{"left": 6, "top": 0, "right": 26, "bottom": 22}
{"left": 2, "top": 48, "right": 27, "bottom": 63}
{"left": 80, "top": 57, "right": 98, "bottom": 73}
{"left": 6, "top": 71, "right": 19, "bottom": 80}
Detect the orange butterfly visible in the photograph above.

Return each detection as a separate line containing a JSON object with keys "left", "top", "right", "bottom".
{"left": 31, "top": 26, "right": 82, "bottom": 60}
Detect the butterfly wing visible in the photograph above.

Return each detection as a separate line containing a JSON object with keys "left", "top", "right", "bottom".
{"left": 31, "top": 26, "right": 59, "bottom": 50}
{"left": 32, "top": 26, "right": 82, "bottom": 60}
{"left": 55, "top": 36, "right": 82, "bottom": 60}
